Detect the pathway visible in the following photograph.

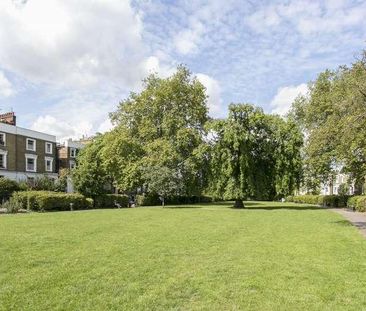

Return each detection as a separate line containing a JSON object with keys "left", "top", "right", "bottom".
{"left": 331, "top": 208, "right": 366, "bottom": 238}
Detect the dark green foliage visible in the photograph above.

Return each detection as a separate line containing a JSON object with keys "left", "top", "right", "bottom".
{"left": 0, "top": 178, "right": 20, "bottom": 201}
{"left": 12, "top": 191, "right": 92, "bottom": 211}
{"left": 209, "top": 104, "right": 303, "bottom": 203}
{"left": 94, "top": 194, "right": 129, "bottom": 208}
{"left": 136, "top": 193, "right": 161, "bottom": 206}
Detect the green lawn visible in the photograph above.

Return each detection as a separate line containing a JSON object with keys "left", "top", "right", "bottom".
{"left": 1, "top": 202, "right": 366, "bottom": 310}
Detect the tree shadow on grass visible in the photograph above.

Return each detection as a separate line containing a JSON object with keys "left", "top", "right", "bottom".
{"left": 244, "top": 204, "right": 323, "bottom": 211}
{"left": 333, "top": 219, "right": 366, "bottom": 230}
{"left": 164, "top": 201, "right": 322, "bottom": 211}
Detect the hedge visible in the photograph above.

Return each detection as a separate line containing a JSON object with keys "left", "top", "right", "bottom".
{"left": 135, "top": 193, "right": 214, "bottom": 206}
{"left": 12, "top": 191, "right": 92, "bottom": 211}
{"left": 94, "top": 194, "right": 129, "bottom": 208}
{"left": 347, "top": 196, "right": 366, "bottom": 212}
{"left": 285, "top": 195, "right": 349, "bottom": 207}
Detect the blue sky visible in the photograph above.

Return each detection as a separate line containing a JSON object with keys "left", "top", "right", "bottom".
{"left": 0, "top": 0, "right": 365, "bottom": 140}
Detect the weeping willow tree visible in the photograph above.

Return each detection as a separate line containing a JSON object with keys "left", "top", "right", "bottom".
{"left": 208, "top": 104, "right": 302, "bottom": 208}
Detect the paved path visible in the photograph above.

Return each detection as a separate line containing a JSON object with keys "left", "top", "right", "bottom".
{"left": 331, "top": 208, "right": 366, "bottom": 238}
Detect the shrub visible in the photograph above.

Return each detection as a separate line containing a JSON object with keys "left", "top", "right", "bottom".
{"left": 94, "top": 194, "right": 129, "bottom": 208}
{"left": 12, "top": 191, "right": 90, "bottom": 211}
{"left": 2, "top": 196, "right": 23, "bottom": 213}
{"left": 321, "top": 195, "right": 349, "bottom": 207}
{"left": 289, "top": 195, "right": 348, "bottom": 207}
{"left": 291, "top": 195, "right": 321, "bottom": 205}
{"left": 0, "top": 178, "right": 20, "bottom": 201}
{"left": 136, "top": 193, "right": 161, "bottom": 206}
{"left": 347, "top": 196, "right": 366, "bottom": 212}
{"left": 285, "top": 195, "right": 294, "bottom": 202}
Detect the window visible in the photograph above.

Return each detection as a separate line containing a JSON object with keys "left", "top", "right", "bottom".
{"left": 70, "top": 148, "right": 77, "bottom": 158}
{"left": 70, "top": 161, "right": 76, "bottom": 169}
{"left": 26, "top": 138, "right": 36, "bottom": 151}
{"left": 0, "top": 133, "right": 6, "bottom": 146}
{"left": 0, "top": 150, "right": 7, "bottom": 169}
{"left": 25, "top": 154, "right": 37, "bottom": 172}
{"left": 45, "top": 157, "right": 53, "bottom": 172}
{"left": 45, "top": 142, "right": 53, "bottom": 154}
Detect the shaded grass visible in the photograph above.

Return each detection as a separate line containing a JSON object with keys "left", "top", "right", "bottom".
{"left": 1, "top": 201, "right": 366, "bottom": 310}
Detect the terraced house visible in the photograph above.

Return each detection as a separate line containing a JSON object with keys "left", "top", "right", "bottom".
{"left": 0, "top": 112, "right": 58, "bottom": 182}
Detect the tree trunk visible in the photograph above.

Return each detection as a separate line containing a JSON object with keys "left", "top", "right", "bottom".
{"left": 162, "top": 197, "right": 165, "bottom": 207}
{"left": 233, "top": 199, "right": 244, "bottom": 208}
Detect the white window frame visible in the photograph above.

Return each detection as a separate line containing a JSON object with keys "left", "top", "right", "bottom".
{"left": 69, "top": 160, "right": 76, "bottom": 169}
{"left": 70, "top": 147, "right": 77, "bottom": 158}
{"left": 0, "top": 150, "right": 8, "bottom": 169}
{"left": 25, "top": 154, "right": 37, "bottom": 172}
{"left": 26, "top": 138, "right": 36, "bottom": 151}
{"left": 45, "top": 142, "right": 53, "bottom": 154}
{"left": 45, "top": 157, "right": 53, "bottom": 172}
{"left": 0, "top": 133, "right": 6, "bottom": 146}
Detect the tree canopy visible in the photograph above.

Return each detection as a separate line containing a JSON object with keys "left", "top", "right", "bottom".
{"left": 208, "top": 104, "right": 303, "bottom": 206}
{"left": 73, "top": 65, "right": 304, "bottom": 206}
{"left": 289, "top": 51, "right": 366, "bottom": 193}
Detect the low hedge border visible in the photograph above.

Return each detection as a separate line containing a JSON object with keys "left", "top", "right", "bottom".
{"left": 12, "top": 191, "right": 92, "bottom": 211}
{"left": 285, "top": 195, "right": 349, "bottom": 207}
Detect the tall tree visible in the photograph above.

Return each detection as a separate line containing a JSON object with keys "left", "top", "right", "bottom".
{"left": 105, "top": 65, "right": 210, "bottom": 197}
{"left": 73, "top": 135, "right": 110, "bottom": 199}
{"left": 289, "top": 50, "right": 366, "bottom": 193}
{"left": 209, "top": 104, "right": 302, "bottom": 207}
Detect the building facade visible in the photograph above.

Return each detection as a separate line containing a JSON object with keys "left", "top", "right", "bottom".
{"left": 58, "top": 138, "right": 88, "bottom": 192}
{"left": 0, "top": 113, "right": 58, "bottom": 182}
{"left": 57, "top": 139, "right": 86, "bottom": 171}
{"left": 320, "top": 173, "right": 355, "bottom": 195}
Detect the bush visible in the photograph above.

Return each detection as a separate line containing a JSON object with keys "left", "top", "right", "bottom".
{"left": 94, "top": 194, "right": 129, "bottom": 208}
{"left": 285, "top": 195, "right": 294, "bottom": 202}
{"left": 321, "top": 195, "right": 349, "bottom": 208}
{"left": 347, "top": 196, "right": 366, "bottom": 212}
{"left": 12, "top": 191, "right": 91, "bottom": 211}
{"left": 291, "top": 195, "right": 322, "bottom": 205}
{"left": 136, "top": 193, "right": 161, "bottom": 206}
{"left": 2, "top": 196, "right": 23, "bottom": 213}
{"left": 0, "top": 178, "right": 20, "bottom": 201}
{"left": 289, "top": 195, "right": 348, "bottom": 207}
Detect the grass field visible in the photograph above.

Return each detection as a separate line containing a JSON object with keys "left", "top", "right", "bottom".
{"left": 1, "top": 201, "right": 366, "bottom": 310}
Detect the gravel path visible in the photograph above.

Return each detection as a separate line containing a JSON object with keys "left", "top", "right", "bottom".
{"left": 331, "top": 208, "right": 366, "bottom": 238}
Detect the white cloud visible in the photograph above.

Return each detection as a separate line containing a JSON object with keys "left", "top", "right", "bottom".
{"left": 196, "top": 73, "right": 224, "bottom": 118}
{"left": 0, "top": 0, "right": 153, "bottom": 89}
{"left": 270, "top": 83, "right": 308, "bottom": 115}
{"left": 0, "top": 71, "right": 14, "bottom": 97}
{"left": 30, "top": 90, "right": 121, "bottom": 141}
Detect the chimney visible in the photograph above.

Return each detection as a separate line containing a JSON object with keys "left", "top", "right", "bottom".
{"left": 0, "top": 112, "right": 16, "bottom": 126}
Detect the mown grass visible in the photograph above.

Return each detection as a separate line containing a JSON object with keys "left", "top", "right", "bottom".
{"left": 1, "top": 201, "right": 366, "bottom": 310}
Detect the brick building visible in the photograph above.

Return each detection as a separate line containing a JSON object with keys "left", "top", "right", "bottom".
{"left": 0, "top": 112, "right": 58, "bottom": 182}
